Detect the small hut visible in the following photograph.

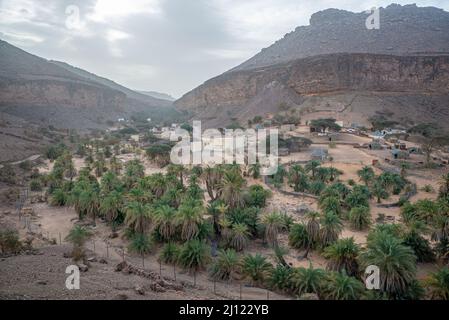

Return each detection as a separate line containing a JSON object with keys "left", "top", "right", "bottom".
{"left": 311, "top": 148, "right": 328, "bottom": 161}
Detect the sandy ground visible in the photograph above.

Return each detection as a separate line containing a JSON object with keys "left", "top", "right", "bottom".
{"left": 0, "top": 200, "right": 289, "bottom": 300}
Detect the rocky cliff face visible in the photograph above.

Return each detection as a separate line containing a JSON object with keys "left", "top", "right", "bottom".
{"left": 0, "top": 79, "right": 125, "bottom": 110}
{"left": 178, "top": 54, "right": 449, "bottom": 109}
{"left": 232, "top": 4, "right": 449, "bottom": 72}
{"left": 175, "top": 4, "right": 449, "bottom": 128}
{"left": 0, "top": 40, "right": 174, "bottom": 129}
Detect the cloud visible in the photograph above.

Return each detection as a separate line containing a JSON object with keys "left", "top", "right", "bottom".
{"left": 0, "top": 0, "right": 448, "bottom": 97}
{"left": 87, "top": 0, "right": 162, "bottom": 23}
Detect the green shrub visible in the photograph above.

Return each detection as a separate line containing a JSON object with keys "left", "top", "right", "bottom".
{"left": 30, "top": 179, "right": 43, "bottom": 191}
{"left": 0, "top": 229, "right": 22, "bottom": 254}
{"left": 159, "top": 242, "right": 180, "bottom": 264}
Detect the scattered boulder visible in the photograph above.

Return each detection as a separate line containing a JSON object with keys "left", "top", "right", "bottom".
{"left": 2, "top": 210, "right": 11, "bottom": 215}
{"left": 114, "top": 261, "right": 183, "bottom": 291}
{"left": 114, "top": 294, "right": 128, "bottom": 300}
{"left": 30, "top": 195, "right": 46, "bottom": 204}
{"left": 134, "top": 286, "right": 145, "bottom": 295}
{"left": 36, "top": 280, "right": 47, "bottom": 285}
{"left": 20, "top": 207, "right": 34, "bottom": 216}
{"left": 78, "top": 264, "right": 89, "bottom": 272}
{"left": 99, "top": 258, "right": 108, "bottom": 264}
{"left": 149, "top": 283, "right": 165, "bottom": 293}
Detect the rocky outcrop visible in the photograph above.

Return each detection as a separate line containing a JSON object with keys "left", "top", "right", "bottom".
{"left": 232, "top": 4, "right": 449, "bottom": 72}
{"left": 175, "top": 53, "right": 449, "bottom": 128}
{"left": 175, "top": 4, "right": 449, "bottom": 128}
{"left": 177, "top": 53, "right": 449, "bottom": 110}
{"left": 0, "top": 79, "right": 126, "bottom": 111}
{"left": 0, "top": 39, "right": 175, "bottom": 130}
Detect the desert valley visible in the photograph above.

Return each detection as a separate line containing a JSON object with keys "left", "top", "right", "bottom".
{"left": 1, "top": 3, "right": 449, "bottom": 302}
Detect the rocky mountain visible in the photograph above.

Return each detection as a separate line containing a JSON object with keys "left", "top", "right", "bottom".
{"left": 233, "top": 4, "right": 449, "bottom": 72}
{"left": 175, "top": 4, "right": 449, "bottom": 129}
{"left": 0, "top": 40, "right": 174, "bottom": 130}
{"left": 138, "top": 91, "right": 176, "bottom": 102}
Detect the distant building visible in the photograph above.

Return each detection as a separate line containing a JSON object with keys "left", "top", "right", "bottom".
{"left": 311, "top": 148, "right": 328, "bottom": 161}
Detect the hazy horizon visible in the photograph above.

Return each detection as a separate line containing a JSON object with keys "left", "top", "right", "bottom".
{"left": 1, "top": 0, "right": 448, "bottom": 98}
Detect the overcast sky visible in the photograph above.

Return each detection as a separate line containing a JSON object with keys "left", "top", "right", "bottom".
{"left": 1, "top": 0, "right": 448, "bottom": 98}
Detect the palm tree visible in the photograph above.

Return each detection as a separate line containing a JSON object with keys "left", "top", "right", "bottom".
{"left": 49, "top": 188, "right": 67, "bottom": 206}
{"left": 316, "top": 167, "right": 331, "bottom": 183}
{"left": 439, "top": 173, "right": 449, "bottom": 200}
{"left": 242, "top": 253, "right": 273, "bottom": 285}
{"left": 345, "top": 185, "right": 371, "bottom": 208}
{"left": 93, "top": 160, "right": 105, "bottom": 177}
{"left": 228, "top": 223, "right": 250, "bottom": 252}
{"left": 319, "top": 195, "right": 342, "bottom": 216}
{"left": 154, "top": 205, "right": 177, "bottom": 241}
{"left": 126, "top": 187, "right": 153, "bottom": 203}
{"left": 128, "top": 233, "right": 153, "bottom": 264}
{"left": 78, "top": 187, "right": 100, "bottom": 223}
{"left": 402, "top": 221, "right": 435, "bottom": 263}
{"left": 123, "top": 160, "right": 145, "bottom": 189}
{"left": 305, "top": 211, "right": 321, "bottom": 245}
{"left": 288, "top": 164, "right": 309, "bottom": 192}
{"left": 176, "top": 202, "right": 204, "bottom": 241}
{"left": 100, "top": 171, "right": 121, "bottom": 194}
{"left": 425, "top": 267, "right": 449, "bottom": 300}
{"left": 207, "top": 201, "right": 226, "bottom": 238}
{"left": 269, "top": 264, "right": 293, "bottom": 292}
{"left": 124, "top": 201, "right": 152, "bottom": 234}
{"left": 321, "top": 272, "right": 365, "bottom": 300}
{"left": 109, "top": 155, "right": 122, "bottom": 174}
{"left": 323, "top": 238, "right": 360, "bottom": 277}
{"left": 349, "top": 206, "right": 371, "bottom": 231}
{"left": 100, "top": 190, "right": 123, "bottom": 224}
{"left": 167, "top": 164, "right": 186, "bottom": 187}
{"left": 359, "top": 232, "right": 417, "bottom": 299}
{"left": 159, "top": 242, "right": 180, "bottom": 264}
{"left": 289, "top": 223, "right": 310, "bottom": 250}
{"left": 327, "top": 167, "right": 342, "bottom": 182}
{"left": 209, "top": 249, "right": 241, "bottom": 281}
{"left": 248, "top": 162, "right": 262, "bottom": 179}
{"left": 319, "top": 212, "right": 343, "bottom": 247}
{"left": 432, "top": 214, "right": 449, "bottom": 243}
{"left": 372, "top": 181, "right": 389, "bottom": 203}
{"left": 177, "top": 240, "right": 211, "bottom": 273}
{"left": 357, "top": 166, "right": 375, "bottom": 186}
{"left": 260, "top": 212, "right": 285, "bottom": 247}
{"left": 64, "top": 160, "right": 77, "bottom": 184}
{"left": 66, "top": 225, "right": 91, "bottom": 261}
{"left": 145, "top": 173, "right": 167, "bottom": 199}
{"left": 290, "top": 265, "right": 326, "bottom": 298}
{"left": 219, "top": 170, "right": 246, "bottom": 208}
{"left": 305, "top": 160, "right": 321, "bottom": 179}
{"left": 202, "top": 166, "right": 222, "bottom": 200}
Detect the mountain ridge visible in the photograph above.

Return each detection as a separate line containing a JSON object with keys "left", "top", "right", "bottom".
{"left": 175, "top": 4, "right": 449, "bottom": 129}
{"left": 0, "top": 39, "right": 176, "bottom": 129}
{"left": 230, "top": 4, "right": 449, "bottom": 72}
